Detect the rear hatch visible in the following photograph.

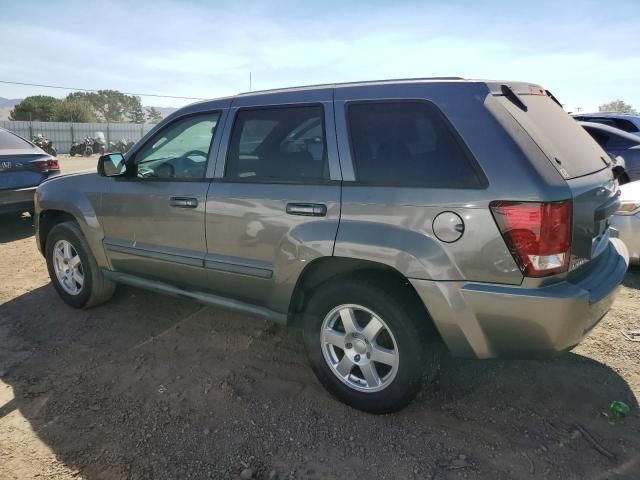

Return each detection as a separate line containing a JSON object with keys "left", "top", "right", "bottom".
{"left": 494, "top": 85, "right": 619, "bottom": 270}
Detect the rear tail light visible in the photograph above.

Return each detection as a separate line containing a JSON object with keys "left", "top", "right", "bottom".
{"left": 32, "top": 158, "right": 60, "bottom": 172}
{"left": 490, "top": 200, "right": 572, "bottom": 277}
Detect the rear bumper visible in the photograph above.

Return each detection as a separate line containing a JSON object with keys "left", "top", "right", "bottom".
{"left": 410, "top": 239, "right": 629, "bottom": 359}
{"left": 611, "top": 213, "right": 640, "bottom": 265}
{"left": 0, "top": 186, "right": 36, "bottom": 214}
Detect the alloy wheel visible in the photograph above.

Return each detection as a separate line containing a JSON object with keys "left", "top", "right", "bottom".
{"left": 52, "top": 239, "right": 84, "bottom": 295}
{"left": 320, "top": 304, "right": 399, "bottom": 393}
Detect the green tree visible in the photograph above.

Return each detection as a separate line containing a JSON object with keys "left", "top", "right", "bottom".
{"left": 53, "top": 98, "right": 97, "bottom": 122}
{"left": 9, "top": 95, "right": 60, "bottom": 121}
{"left": 598, "top": 99, "right": 637, "bottom": 114}
{"left": 67, "top": 90, "right": 143, "bottom": 122}
{"left": 127, "top": 99, "right": 146, "bottom": 123}
{"left": 146, "top": 106, "right": 163, "bottom": 124}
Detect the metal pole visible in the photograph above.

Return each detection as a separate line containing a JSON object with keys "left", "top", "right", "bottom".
{"left": 106, "top": 122, "right": 110, "bottom": 150}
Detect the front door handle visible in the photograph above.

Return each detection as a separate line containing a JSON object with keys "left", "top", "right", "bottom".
{"left": 170, "top": 196, "right": 198, "bottom": 208}
{"left": 286, "top": 203, "right": 327, "bottom": 217}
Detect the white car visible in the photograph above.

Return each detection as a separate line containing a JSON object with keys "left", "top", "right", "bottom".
{"left": 611, "top": 181, "right": 640, "bottom": 265}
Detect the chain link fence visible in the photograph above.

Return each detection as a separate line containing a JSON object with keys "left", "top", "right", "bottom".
{"left": 0, "top": 120, "right": 155, "bottom": 154}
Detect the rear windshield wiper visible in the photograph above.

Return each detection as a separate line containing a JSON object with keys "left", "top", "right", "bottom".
{"left": 501, "top": 84, "right": 528, "bottom": 111}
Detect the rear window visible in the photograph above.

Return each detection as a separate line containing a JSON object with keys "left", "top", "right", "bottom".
{"left": 498, "top": 96, "right": 607, "bottom": 179}
{"left": 347, "top": 101, "right": 485, "bottom": 188}
{"left": 612, "top": 118, "right": 639, "bottom": 133}
{"left": 0, "top": 129, "right": 32, "bottom": 150}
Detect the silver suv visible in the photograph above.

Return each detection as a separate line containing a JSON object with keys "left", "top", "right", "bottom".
{"left": 35, "top": 79, "right": 629, "bottom": 413}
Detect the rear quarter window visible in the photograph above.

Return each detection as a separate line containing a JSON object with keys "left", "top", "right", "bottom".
{"left": 346, "top": 101, "right": 485, "bottom": 188}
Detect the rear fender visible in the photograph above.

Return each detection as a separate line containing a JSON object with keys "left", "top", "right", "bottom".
{"left": 333, "top": 221, "right": 464, "bottom": 280}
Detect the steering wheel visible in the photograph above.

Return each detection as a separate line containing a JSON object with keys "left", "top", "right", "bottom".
{"left": 155, "top": 162, "right": 175, "bottom": 178}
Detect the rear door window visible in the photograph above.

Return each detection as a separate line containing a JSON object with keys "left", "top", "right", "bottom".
{"left": 346, "top": 101, "right": 485, "bottom": 188}
{"left": 225, "top": 106, "right": 328, "bottom": 182}
{"left": 498, "top": 95, "right": 607, "bottom": 179}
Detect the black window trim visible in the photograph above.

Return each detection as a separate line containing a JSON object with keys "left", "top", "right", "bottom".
{"left": 222, "top": 102, "right": 334, "bottom": 185}
{"left": 122, "top": 110, "right": 222, "bottom": 183}
{"left": 344, "top": 98, "right": 489, "bottom": 189}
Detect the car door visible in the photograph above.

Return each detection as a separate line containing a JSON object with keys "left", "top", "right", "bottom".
{"left": 99, "top": 108, "right": 227, "bottom": 289}
{"left": 204, "top": 89, "right": 342, "bottom": 314}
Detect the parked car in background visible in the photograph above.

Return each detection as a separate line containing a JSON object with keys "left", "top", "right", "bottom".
{"left": 34, "top": 79, "right": 628, "bottom": 413}
{"left": 0, "top": 127, "right": 60, "bottom": 215}
{"left": 611, "top": 181, "right": 640, "bottom": 265}
{"left": 579, "top": 121, "right": 640, "bottom": 182}
{"left": 573, "top": 112, "right": 640, "bottom": 136}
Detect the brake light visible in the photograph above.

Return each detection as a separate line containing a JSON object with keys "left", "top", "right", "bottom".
{"left": 528, "top": 85, "right": 546, "bottom": 95}
{"left": 32, "top": 158, "right": 60, "bottom": 172}
{"left": 490, "top": 200, "right": 572, "bottom": 277}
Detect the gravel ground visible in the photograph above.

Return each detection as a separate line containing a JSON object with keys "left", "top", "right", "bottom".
{"left": 0, "top": 213, "right": 639, "bottom": 480}
{"left": 57, "top": 154, "right": 100, "bottom": 175}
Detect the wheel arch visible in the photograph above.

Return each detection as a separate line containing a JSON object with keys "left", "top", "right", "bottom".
{"left": 37, "top": 207, "right": 110, "bottom": 269}
{"left": 288, "top": 256, "right": 440, "bottom": 338}
{"left": 37, "top": 210, "right": 77, "bottom": 254}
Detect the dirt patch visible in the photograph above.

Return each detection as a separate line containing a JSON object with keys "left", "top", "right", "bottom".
{"left": 1, "top": 213, "right": 639, "bottom": 479}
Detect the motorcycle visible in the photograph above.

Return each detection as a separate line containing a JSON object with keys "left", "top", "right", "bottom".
{"left": 92, "top": 138, "right": 106, "bottom": 155}
{"left": 115, "top": 138, "right": 134, "bottom": 154}
{"left": 69, "top": 136, "right": 94, "bottom": 157}
{"left": 32, "top": 135, "right": 57, "bottom": 156}
{"left": 92, "top": 132, "right": 107, "bottom": 155}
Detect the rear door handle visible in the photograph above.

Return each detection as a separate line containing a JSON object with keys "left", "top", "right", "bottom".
{"left": 286, "top": 203, "right": 327, "bottom": 217}
{"left": 170, "top": 196, "right": 198, "bottom": 208}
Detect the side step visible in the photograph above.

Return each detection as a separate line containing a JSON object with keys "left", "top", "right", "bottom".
{"left": 102, "top": 269, "right": 287, "bottom": 324}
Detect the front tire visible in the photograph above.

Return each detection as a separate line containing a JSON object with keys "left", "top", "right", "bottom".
{"left": 45, "top": 221, "right": 115, "bottom": 309}
{"left": 302, "top": 275, "right": 439, "bottom": 413}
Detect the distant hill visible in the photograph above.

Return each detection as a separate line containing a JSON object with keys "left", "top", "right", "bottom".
{"left": 0, "top": 97, "right": 21, "bottom": 120}
{"left": 152, "top": 106, "right": 178, "bottom": 118}
{"left": 0, "top": 97, "right": 178, "bottom": 122}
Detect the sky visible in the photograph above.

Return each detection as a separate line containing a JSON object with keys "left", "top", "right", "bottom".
{"left": 1, "top": 0, "right": 639, "bottom": 112}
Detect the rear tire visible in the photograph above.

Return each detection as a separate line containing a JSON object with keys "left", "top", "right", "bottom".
{"left": 302, "top": 274, "right": 439, "bottom": 413}
{"left": 45, "top": 221, "right": 115, "bottom": 309}
{"left": 84, "top": 146, "right": 93, "bottom": 157}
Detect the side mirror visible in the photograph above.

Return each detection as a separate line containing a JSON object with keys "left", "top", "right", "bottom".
{"left": 98, "top": 153, "right": 127, "bottom": 177}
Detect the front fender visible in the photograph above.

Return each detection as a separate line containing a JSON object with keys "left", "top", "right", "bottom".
{"left": 36, "top": 173, "right": 110, "bottom": 268}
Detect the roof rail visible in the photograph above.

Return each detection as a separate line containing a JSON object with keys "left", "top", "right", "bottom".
{"left": 237, "top": 77, "right": 467, "bottom": 96}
